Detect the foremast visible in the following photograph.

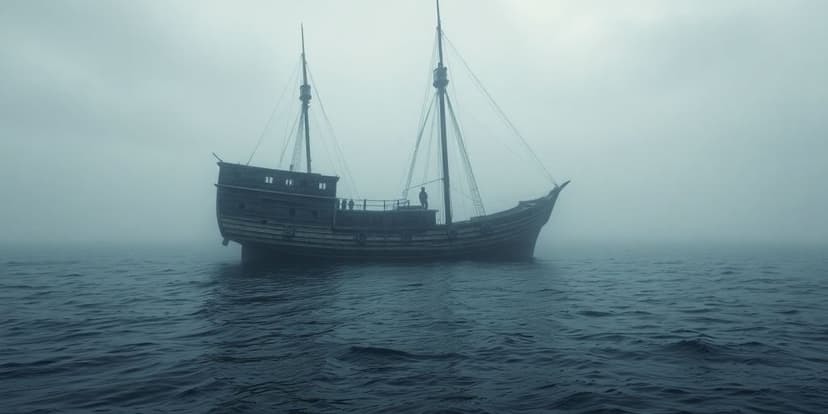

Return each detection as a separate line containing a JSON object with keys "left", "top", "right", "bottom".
{"left": 434, "top": 0, "right": 452, "bottom": 225}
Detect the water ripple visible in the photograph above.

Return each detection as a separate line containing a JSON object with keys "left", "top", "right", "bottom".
{"left": 1, "top": 244, "right": 827, "bottom": 413}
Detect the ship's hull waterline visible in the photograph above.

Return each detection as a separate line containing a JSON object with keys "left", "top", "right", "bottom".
{"left": 217, "top": 178, "right": 567, "bottom": 263}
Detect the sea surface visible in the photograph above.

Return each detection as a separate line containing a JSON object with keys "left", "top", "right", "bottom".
{"left": 1, "top": 243, "right": 827, "bottom": 413}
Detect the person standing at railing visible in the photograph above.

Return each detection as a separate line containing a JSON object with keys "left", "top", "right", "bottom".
{"left": 419, "top": 187, "right": 429, "bottom": 209}
{"left": 348, "top": 199, "right": 355, "bottom": 210}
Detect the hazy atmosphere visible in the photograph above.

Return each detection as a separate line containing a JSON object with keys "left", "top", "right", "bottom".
{"left": 2, "top": 0, "right": 827, "bottom": 248}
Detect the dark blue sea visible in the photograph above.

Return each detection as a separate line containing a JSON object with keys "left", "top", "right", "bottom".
{"left": 2, "top": 243, "right": 827, "bottom": 413}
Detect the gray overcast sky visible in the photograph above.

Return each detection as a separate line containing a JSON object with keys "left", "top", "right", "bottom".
{"left": 1, "top": 0, "right": 826, "bottom": 248}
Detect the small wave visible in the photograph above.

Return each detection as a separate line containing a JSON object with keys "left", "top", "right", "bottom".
{"left": 684, "top": 316, "right": 734, "bottom": 324}
{"left": 574, "top": 333, "right": 628, "bottom": 342}
{"left": 502, "top": 332, "right": 535, "bottom": 345}
{"left": 1, "top": 358, "right": 60, "bottom": 370}
{"left": 342, "top": 346, "right": 415, "bottom": 362}
{"left": 736, "top": 341, "right": 766, "bottom": 347}
{"left": 439, "top": 394, "right": 476, "bottom": 402}
{"left": 660, "top": 387, "right": 688, "bottom": 395}
{"left": 679, "top": 307, "right": 717, "bottom": 314}
{"left": 621, "top": 310, "right": 652, "bottom": 316}
{"left": 549, "top": 391, "right": 597, "bottom": 410}
{"left": 1, "top": 283, "right": 36, "bottom": 289}
{"left": 577, "top": 310, "right": 613, "bottom": 317}
{"left": 0, "top": 358, "right": 70, "bottom": 379}
{"left": 663, "top": 338, "right": 725, "bottom": 356}
{"left": 713, "top": 386, "right": 772, "bottom": 396}
{"left": 5, "top": 260, "right": 80, "bottom": 267}
{"left": 726, "top": 325, "right": 768, "bottom": 333}
{"left": 341, "top": 345, "right": 464, "bottom": 363}
{"left": 653, "top": 260, "right": 685, "bottom": 265}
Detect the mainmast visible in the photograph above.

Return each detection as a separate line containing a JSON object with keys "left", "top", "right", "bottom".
{"left": 299, "top": 24, "right": 313, "bottom": 173}
{"left": 434, "top": 0, "right": 452, "bottom": 225}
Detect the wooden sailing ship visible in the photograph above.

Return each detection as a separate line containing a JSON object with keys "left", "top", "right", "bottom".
{"left": 215, "top": 1, "right": 569, "bottom": 262}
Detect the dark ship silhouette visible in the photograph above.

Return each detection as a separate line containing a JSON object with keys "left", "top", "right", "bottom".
{"left": 215, "top": 1, "right": 568, "bottom": 262}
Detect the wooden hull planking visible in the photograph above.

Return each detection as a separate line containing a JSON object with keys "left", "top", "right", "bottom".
{"left": 217, "top": 182, "right": 567, "bottom": 262}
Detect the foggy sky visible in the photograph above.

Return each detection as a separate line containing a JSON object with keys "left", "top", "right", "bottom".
{"left": 1, "top": 0, "right": 827, "bottom": 249}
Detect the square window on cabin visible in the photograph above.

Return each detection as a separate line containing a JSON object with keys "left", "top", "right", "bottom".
{"left": 318, "top": 182, "right": 327, "bottom": 190}
{"left": 264, "top": 176, "right": 274, "bottom": 184}
{"left": 285, "top": 178, "right": 294, "bottom": 186}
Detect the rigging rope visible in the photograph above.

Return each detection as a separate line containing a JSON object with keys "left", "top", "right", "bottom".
{"left": 290, "top": 109, "right": 305, "bottom": 171}
{"left": 401, "top": 33, "right": 440, "bottom": 199}
{"left": 421, "top": 100, "right": 438, "bottom": 193}
{"left": 278, "top": 110, "right": 302, "bottom": 168}
{"left": 442, "top": 63, "right": 486, "bottom": 217}
{"left": 402, "top": 93, "right": 437, "bottom": 199}
{"left": 308, "top": 112, "right": 344, "bottom": 185}
{"left": 421, "top": 35, "right": 439, "bottom": 128}
{"left": 450, "top": 185, "right": 480, "bottom": 205}
{"left": 446, "top": 94, "right": 485, "bottom": 216}
{"left": 416, "top": 32, "right": 440, "bottom": 136}
{"left": 247, "top": 62, "right": 301, "bottom": 165}
{"left": 308, "top": 102, "right": 357, "bottom": 197}
{"left": 405, "top": 177, "right": 443, "bottom": 190}
{"left": 443, "top": 34, "right": 557, "bottom": 185}
{"left": 307, "top": 64, "right": 360, "bottom": 198}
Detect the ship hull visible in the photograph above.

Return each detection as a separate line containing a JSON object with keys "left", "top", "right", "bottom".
{"left": 218, "top": 185, "right": 566, "bottom": 263}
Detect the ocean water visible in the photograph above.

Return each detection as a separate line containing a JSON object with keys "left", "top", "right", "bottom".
{"left": 1, "top": 243, "right": 827, "bottom": 413}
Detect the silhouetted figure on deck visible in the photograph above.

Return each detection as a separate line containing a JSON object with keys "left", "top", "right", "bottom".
{"left": 419, "top": 187, "right": 428, "bottom": 209}
{"left": 340, "top": 199, "right": 347, "bottom": 210}
{"left": 348, "top": 199, "right": 355, "bottom": 210}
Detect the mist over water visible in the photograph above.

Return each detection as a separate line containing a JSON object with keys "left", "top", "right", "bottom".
{"left": 2, "top": 1, "right": 828, "bottom": 412}
{"left": 2, "top": 243, "right": 827, "bottom": 413}
{"left": 1, "top": 0, "right": 827, "bottom": 245}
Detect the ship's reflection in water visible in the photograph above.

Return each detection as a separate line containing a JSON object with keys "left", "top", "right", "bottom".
{"left": 200, "top": 259, "right": 561, "bottom": 412}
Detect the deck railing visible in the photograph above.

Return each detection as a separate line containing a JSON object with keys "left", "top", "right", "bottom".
{"left": 335, "top": 198, "right": 411, "bottom": 212}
